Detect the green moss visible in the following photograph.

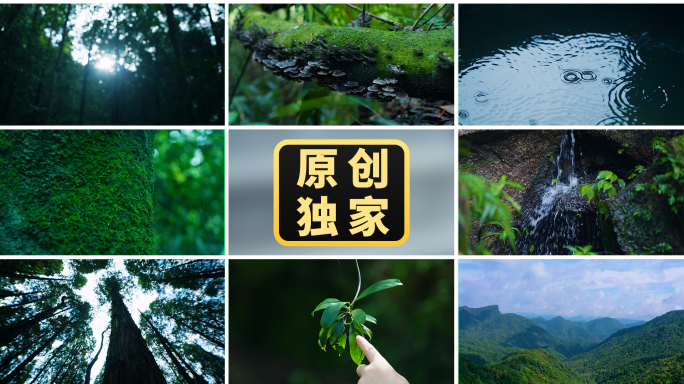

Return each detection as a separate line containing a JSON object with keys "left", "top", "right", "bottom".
{"left": 0, "top": 130, "right": 156, "bottom": 255}
{"left": 235, "top": 9, "right": 454, "bottom": 101}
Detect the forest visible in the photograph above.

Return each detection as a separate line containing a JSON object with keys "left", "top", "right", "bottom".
{"left": 229, "top": 4, "right": 454, "bottom": 125}
{"left": 459, "top": 305, "right": 684, "bottom": 384}
{"left": 0, "top": 259, "right": 225, "bottom": 384}
{"left": 0, "top": 4, "right": 225, "bottom": 125}
{"left": 0, "top": 130, "right": 224, "bottom": 255}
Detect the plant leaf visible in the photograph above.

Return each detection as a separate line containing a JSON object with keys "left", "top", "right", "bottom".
{"left": 353, "top": 279, "right": 402, "bottom": 305}
{"left": 329, "top": 317, "right": 346, "bottom": 346}
{"left": 312, "top": 298, "right": 341, "bottom": 316}
{"left": 320, "top": 302, "right": 346, "bottom": 328}
{"left": 351, "top": 308, "right": 366, "bottom": 325}
{"left": 349, "top": 326, "right": 365, "bottom": 365}
{"left": 362, "top": 324, "right": 373, "bottom": 340}
{"left": 366, "top": 315, "right": 377, "bottom": 324}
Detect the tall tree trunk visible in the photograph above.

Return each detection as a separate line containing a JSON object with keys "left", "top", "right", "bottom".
{"left": 28, "top": 343, "right": 66, "bottom": 384}
{"left": 204, "top": 4, "right": 223, "bottom": 59}
{"left": 168, "top": 313, "right": 224, "bottom": 349}
{"left": 0, "top": 292, "right": 57, "bottom": 309}
{"left": 28, "top": 63, "right": 46, "bottom": 124}
{"left": 111, "top": 24, "right": 121, "bottom": 125}
{"left": 165, "top": 4, "right": 195, "bottom": 125}
{"left": 102, "top": 280, "right": 166, "bottom": 384}
{"left": 0, "top": 271, "right": 72, "bottom": 281}
{"left": 0, "top": 4, "right": 23, "bottom": 49}
{"left": 0, "top": 296, "right": 73, "bottom": 348}
{"left": 0, "top": 289, "right": 48, "bottom": 299}
{"left": 79, "top": 41, "right": 94, "bottom": 125}
{"left": 0, "top": 130, "right": 157, "bottom": 255}
{"left": 44, "top": 4, "right": 72, "bottom": 125}
{"left": 49, "top": 352, "right": 75, "bottom": 384}
{"left": 155, "top": 268, "right": 225, "bottom": 283}
{"left": 0, "top": 322, "right": 67, "bottom": 384}
{"left": 85, "top": 327, "right": 108, "bottom": 384}
{"left": 141, "top": 313, "right": 196, "bottom": 384}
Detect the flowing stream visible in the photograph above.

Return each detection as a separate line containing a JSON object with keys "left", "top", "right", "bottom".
{"left": 517, "top": 130, "right": 601, "bottom": 255}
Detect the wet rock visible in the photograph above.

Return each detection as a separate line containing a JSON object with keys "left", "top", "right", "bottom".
{"left": 460, "top": 130, "right": 566, "bottom": 254}
{"left": 608, "top": 137, "right": 684, "bottom": 255}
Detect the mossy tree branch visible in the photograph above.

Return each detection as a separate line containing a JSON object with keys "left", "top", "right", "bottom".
{"left": 232, "top": 8, "right": 454, "bottom": 102}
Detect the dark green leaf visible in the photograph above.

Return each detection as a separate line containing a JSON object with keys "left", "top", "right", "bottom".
{"left": 311, "top": 298, "right": 342, "bottom": 316}
{"left": 353, "top": 279, "right": 402, "bottom": 305}
{"left": 320, "top": 302, "right": 346, "bottom": 328}
{"left": 349, "top": 325, "right": 365, "bottom": 365}
{"left": 351, "top": 308, "right": 366, "bottom": 324}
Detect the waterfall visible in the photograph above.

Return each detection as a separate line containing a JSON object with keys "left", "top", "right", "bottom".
{"left": 517, "top": 130, "right": 601, "bottom": 255}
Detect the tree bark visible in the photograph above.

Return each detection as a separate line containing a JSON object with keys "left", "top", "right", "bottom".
{"left": 0, "top": 130, "right": 157, "bottom": 255}
{"left": 232, "top": 8, "right": 454, "bottom": 101}
{"left": 141, "top": 313, "right": 197, "bottom": 384}
{"left": 0, "top": 322, "right": 66, "bottom": 384}
{"left": 44, "top": 4, "right": 72, "bottom": 125}
{"left": 165, "top": 4, "right": 196, "bottom": 125}
{"left": 103, "top": 280, "right": 166, "bottom": 384}
{"left": 85, "top": 327, "right": 108, "bottom": 384}
{"left": 0, "top": 296, "right": 73, "bottom": 348}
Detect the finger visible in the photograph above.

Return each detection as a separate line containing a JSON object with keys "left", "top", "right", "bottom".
{"left": 356, "top": 364, "right": 367, "bottom": 378}
{"left": 355, "top": 335, "right": 383, "bottom": 364}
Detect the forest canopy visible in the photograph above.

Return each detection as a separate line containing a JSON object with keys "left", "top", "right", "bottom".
{"left": 0, "top": 4, "right": 225, "bottom": 125}
{"left": 0, "top": 259, "right": 225, "bottom": 384}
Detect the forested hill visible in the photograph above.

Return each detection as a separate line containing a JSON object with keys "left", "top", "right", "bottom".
{"left": 459, "top": 305, "right": 684, "bottom": 383}
{"left": 0, "top": 4, "right": 225, "bottom": 125}
{"left": 459, "top": 305, "right": 587, "bottom": 358}
{"left": 0, "top": 259, "right": 225, "bottom": 384}
{"left": 459, "top": 349, "right": 586, "bottom": 384}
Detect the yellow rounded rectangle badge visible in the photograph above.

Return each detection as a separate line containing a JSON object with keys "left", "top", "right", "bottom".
{"left": 274, "top": 139, "right": 410, "bottom": 246}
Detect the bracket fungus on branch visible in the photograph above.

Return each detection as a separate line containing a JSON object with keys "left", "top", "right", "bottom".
{"left": 232, "top": 8, "right": 454, "bottom": 102}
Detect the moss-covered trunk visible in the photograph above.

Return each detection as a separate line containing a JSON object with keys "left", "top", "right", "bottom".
{"left": 0, "top": 130, "right": 156, "bottom": 255}
{"left": 103, "top": 282, "right": 166, "bottom": 384}
{"left": 232, "top": 8, "right": 454, "bottom": 101}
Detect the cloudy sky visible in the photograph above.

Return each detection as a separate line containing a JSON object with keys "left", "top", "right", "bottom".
{"left": 459, "top": 259, "right": 684, "bottom": 321}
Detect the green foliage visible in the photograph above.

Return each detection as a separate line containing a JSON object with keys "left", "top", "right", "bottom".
{"left": 579, "top": 170, "right": 625, "bottom": 221}
{"left": 649, "top": 135, "right": 684, "bottom": 214}
{"left": 460, "top": 350, "right": 586, "bottom": 384}
{"left": 153, "top": 130, "right": 225, "bottom": 254}
{"left": 0, "top": 4, "right": 224, "bottom": 125}
{"left": 563, "top": 245, "right": 598, "bottom": 255}
{"left": 312, "top": 263, "right": 402, "bottom": 366}
{"left": 459, "top": 173, "right": 524, "bottom": 254}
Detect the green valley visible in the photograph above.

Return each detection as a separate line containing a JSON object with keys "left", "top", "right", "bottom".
{"left": 459, "top": 306, "right": 684, "bottom": 384}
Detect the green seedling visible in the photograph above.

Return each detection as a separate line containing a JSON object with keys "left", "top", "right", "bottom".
{"left": 312, "top": 260, "right": 402, "bottom": 365}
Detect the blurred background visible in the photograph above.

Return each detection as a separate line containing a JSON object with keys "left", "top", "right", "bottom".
{"left": 229, "top": 259, "right": 454, "bottom": 384}
{"left": 228, "top": 129, "right": 454, "bottom": 255}
{"left": 228, "top": 4, "right": 454, "bottom": 125}
{"left": 154, "top": 129, "right": 224, "bottom": 254}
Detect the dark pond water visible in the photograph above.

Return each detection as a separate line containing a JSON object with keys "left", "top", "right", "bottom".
{"left": 458, "top": 5, "right": 684, "bottom": 125}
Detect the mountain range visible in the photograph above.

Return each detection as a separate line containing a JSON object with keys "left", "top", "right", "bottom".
{"left": 516, "top": 311, "right": 650, "bottom": 325}
{"left": 459, "top": 305, "right": 684, "bottom": 383}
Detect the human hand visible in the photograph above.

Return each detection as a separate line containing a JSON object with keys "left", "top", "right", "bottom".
{"left": 355, "top": 335, "right": 409, "bottom": 384}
